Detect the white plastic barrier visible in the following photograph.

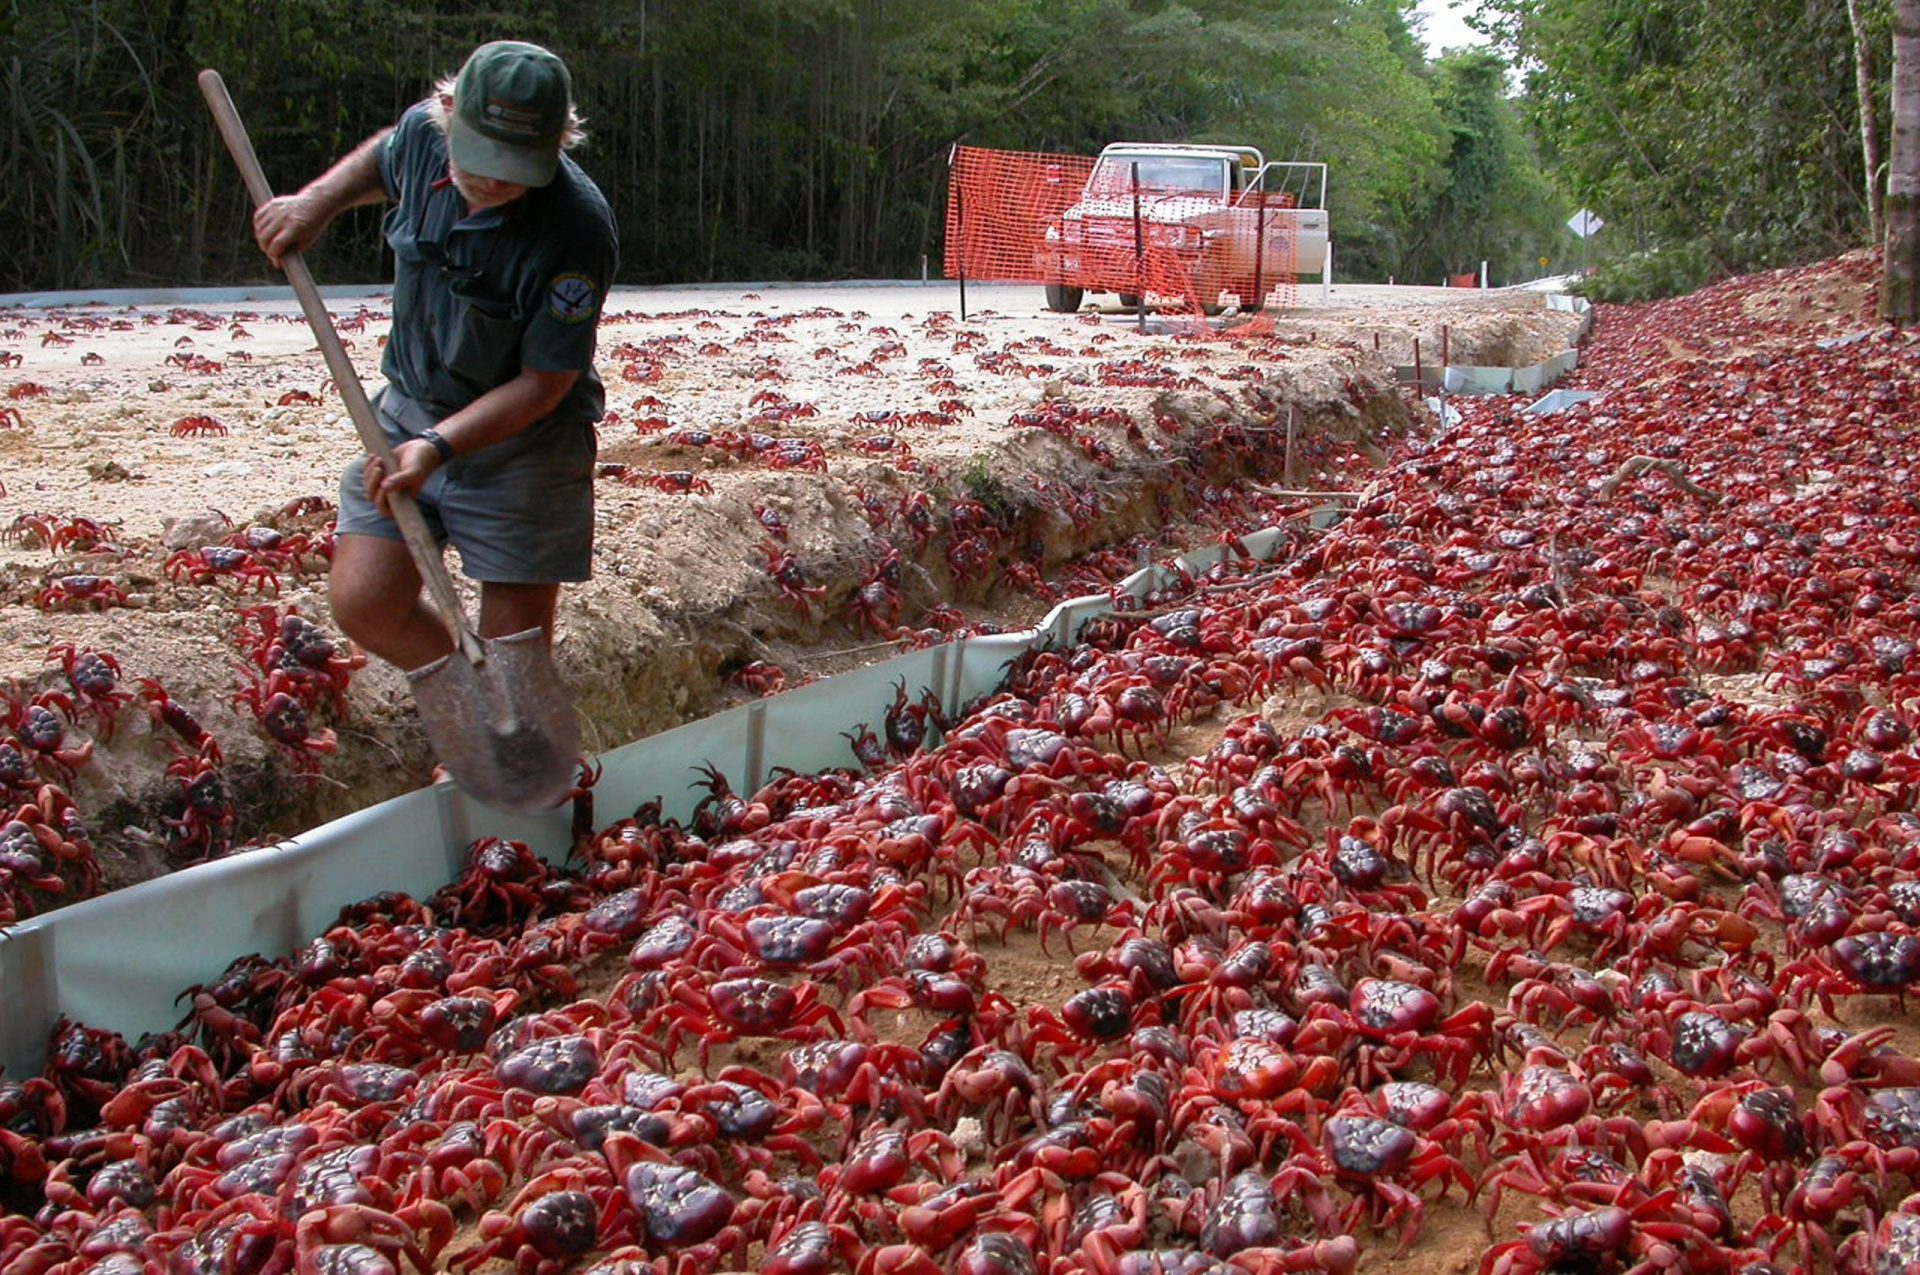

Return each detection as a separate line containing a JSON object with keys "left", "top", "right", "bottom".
{"left": 0, "top": 786, "right": 523, "bottom": 1077}
{"left": 1393, "top": 293, "right": 1591, "bottom": 395}
{"left": 1422, "top": 396, "right": 1463, "bottom": 431}
{"left": 0, "top": 523, "right": 1322, "bottom": 1079}
{"left": 1523, "top": 389, "right": 1602, "bottom": 417}
{"left": 1439, "top": 347, "right": 1582, "bottom": 396}
{"left": 1545, "top": 292, "right": 1593, "bottom": 319}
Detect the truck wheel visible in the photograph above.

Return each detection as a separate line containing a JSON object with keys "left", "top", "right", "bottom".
{"left": 1118, "top": 293, "right": 1141, "bottom": 309}
{"left": 1045, "top": 283, "right": 1084, "bottom": 313}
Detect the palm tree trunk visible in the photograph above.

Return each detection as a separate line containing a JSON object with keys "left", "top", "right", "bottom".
{"left": 1886, "top": 0, "right": 1920, "bottom": 323}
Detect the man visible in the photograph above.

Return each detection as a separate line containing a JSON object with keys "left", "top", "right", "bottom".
{"left": 253, "top": 40, "right": 616, "bottom": 671}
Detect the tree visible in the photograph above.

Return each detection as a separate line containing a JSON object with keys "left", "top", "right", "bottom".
{"left": 1484, "top": 0, "right": 1884, "bottom": 286}
{"left": 1851, "top": 0, "right": 1886, "bottom": 242}
{"left": 1396, "top": 50, "right": 1562, "bottom": 284}
{"left": 1887, "top": 0, "right": 1919, "bottom": 322}
{"left": 0, "top": 0, "right": 1667, "bottom": 291}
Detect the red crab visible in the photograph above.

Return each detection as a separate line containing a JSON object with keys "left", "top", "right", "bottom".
{"left": 623, "top": 468, "right": 714, "bottom": 496}
{"left": 759, "top": 541, "right": 829, "bottom": 619}
{"left": 234, "top": 671, "right": 338, "bottom": 771}
{"left": 733, "top": 660, "right": 789, "bottom": 697}
{"left": 44, "top": 644, "right": 132, "bottom": 740}
{"left": 647, "top": 971, "right": 848, "bottom": 1069}
{"left": 167, "top": 545, "right": 282, "bottom": 594}
{"left": 35, "top": 574, "right": 130, "bottom": 611}
{"left": 7, "top": 697, "right": 95, "bottom": 776}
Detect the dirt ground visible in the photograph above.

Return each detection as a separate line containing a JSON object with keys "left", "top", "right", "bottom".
{"left": 0, "top": 278, "right": 1581, "bottom": 887}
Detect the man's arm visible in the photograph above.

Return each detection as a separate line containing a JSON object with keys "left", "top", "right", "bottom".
{"left": 253, "top": 128, "right": 393, "bottom": 268}
{"left": 365, "top": 366, "right": 581, "bottom": 515}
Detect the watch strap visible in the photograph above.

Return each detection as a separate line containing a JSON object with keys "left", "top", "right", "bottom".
{"left": 419, "top": 428, "right": 456, "bottom": 463}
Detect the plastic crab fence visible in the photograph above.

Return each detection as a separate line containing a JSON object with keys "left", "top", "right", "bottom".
{"left": 1394, "top": 295, "right": 1593, "bottom": 395}
{"left": 0, "top": 525, "right": 1304, "bottom": 1079}
{"left": 943, "top": 145, "right": 1304, "bottom": 313}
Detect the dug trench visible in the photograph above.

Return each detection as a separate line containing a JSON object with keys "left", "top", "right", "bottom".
{"left": 0, "top": 286, "right": 1580, "bottom": 904}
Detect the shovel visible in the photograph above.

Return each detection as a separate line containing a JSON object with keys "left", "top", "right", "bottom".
{"left": 199, "top": 69, "right": 580, "bottom": 814}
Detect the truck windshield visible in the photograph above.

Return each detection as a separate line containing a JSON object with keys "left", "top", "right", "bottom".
{"left": 1087, "top": 155, "right": 1225, "bottom": 197}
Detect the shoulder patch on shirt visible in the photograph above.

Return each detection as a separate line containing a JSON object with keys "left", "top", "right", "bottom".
{"left": 547, "top": 274, "right": 600, "bottom": 324}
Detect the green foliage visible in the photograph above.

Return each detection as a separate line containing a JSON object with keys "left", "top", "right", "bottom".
{"left": 1392, "top": 50, "right": 1566, "bottom": 283}
{"left": 1482, "top": 0, "right": 1886, "bottom": 277}
{"left": 957, "top": 453, "right": 1022, "bottom": 527}
{"left": 0, "top": 0, "right": 1628, "bottom": 288}
{"left": 1571, "top": 242, "right": 1713, "bottom": 303}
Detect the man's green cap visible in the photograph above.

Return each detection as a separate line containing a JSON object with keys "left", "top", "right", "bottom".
{"left": 449, "top": 41, "right": 571, "bottom": 188}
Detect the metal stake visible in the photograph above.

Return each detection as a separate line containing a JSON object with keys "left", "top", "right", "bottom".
{"left": 1253, "top": 193, "right": 1267, "bottom": 313}
{"left": 950, "top": 145, "right": 967, "bottom": 322}
{"left": 1284, "top": 404, "right": 1296, "bottom": 485}
{"left": 1132, "top": 161, "right": 1147, "bottom": 334}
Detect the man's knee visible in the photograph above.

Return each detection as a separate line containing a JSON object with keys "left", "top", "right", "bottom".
{"left": 326, "top": 573, "right": 393, "bottom": 646}
{"left": 327, "top": 538, "right": 418, "bottom": 638}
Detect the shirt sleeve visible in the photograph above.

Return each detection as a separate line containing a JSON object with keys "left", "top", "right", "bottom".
{"left": 521, "top": 215, "right": 618, "bottom": 374}
{"left": 378, "top": 104, "right": 433, "bottom": 203}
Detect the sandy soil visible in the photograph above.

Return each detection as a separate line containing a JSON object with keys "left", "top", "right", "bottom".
{"left": 0, "top": 279, "right": 1581, "bottom": 888}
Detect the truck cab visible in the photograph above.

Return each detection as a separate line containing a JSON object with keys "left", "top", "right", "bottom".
{"left": 1043, "top": 143, "right": 1329, "bottom": 313}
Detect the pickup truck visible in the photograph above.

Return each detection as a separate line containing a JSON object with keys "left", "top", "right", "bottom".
{"left": 1042, "top": 143, "right": 1329, "bottom": 313}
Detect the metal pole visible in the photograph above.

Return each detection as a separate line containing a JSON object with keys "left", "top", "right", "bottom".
{"left": 1132, "top": 161, "right": 1146, "bottom": 334}
{"left": 950, "top": 144, "right": 967, "bottom": 322}
{"left": 1413, "top": 337, "right": 1422, "bottom": 389}
{"left": 1441, "top": 325, "right": 1450, "bottom": 370}
{"left": 1284, "top": 404, "right": 1296, "bottom": 485}
{"left": 1253, "top": 194, "right": 1266, "bottom": 313}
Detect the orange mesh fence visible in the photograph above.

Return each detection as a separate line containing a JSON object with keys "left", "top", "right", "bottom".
{"left": 944, "top": 146, "right": 1094, "bottom": 284}
{"left": 945, "top": 145, "right": 1300, "bottom": 315}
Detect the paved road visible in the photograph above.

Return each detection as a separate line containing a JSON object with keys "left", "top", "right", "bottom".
{"left": 4, "top": 277, "right": 1569, "bottom": 319}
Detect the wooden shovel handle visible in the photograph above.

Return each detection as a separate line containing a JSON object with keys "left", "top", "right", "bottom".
{"left": 197, "top": 69, "right": 482, "bottom": 663}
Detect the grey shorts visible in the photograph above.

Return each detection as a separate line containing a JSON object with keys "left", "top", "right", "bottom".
{"left": 337, "top": 389, "right": 597, "bottom": 583}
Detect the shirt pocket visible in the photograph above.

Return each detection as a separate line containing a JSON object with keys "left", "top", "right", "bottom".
{"left": 440, "top": 280, "right": 524, "bottom": 391}
{"left": 387, "top": 232, "right": 429, "bottom": 337}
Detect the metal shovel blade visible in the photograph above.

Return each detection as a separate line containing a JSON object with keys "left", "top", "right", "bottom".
{"left": 406, "top": 627, "right": 580, "bottom": 814}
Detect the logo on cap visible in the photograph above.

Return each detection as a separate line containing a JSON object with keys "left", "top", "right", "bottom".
{"left": 482, "top": 100, "right": 545, "bottom": 138}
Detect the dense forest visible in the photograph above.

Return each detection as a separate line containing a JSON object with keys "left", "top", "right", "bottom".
{"left": 0, "top": 0, "right": 1896, "bottom": 294}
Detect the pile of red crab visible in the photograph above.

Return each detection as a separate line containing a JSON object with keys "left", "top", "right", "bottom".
{"left": 0, "top": 602, "right": 365, "bottom": 925}
{"left": 10, "top": 254, "right": 1920, "bottom": 1275}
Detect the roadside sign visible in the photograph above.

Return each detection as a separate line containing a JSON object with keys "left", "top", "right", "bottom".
{"left": 1568, "top": 209, "right": 1604, "bottom": 238}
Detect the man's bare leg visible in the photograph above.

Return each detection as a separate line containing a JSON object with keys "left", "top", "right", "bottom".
{"left": 329, "top": 534, "right": 456, "bottom": 671}
{"left": 478, "top": 581, "right": 561, "bottom": 642}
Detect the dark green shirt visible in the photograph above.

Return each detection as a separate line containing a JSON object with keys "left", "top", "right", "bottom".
{"left": 377, "top": 102, "right": 615, "bottom": 424}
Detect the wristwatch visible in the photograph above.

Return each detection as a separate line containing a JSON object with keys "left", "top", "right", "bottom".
{"left": 418, "top": 428, "right": 456, "bottom": 463}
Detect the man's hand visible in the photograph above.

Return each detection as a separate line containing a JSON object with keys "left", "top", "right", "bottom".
{"left": 365, "top": 440, "right": 441, "bottom": 517}
{"left": 251, "top": 128, "right": 391, "bottom": 270}
{"left": 253, "top": 193, "right": 331, "bottom": 269}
